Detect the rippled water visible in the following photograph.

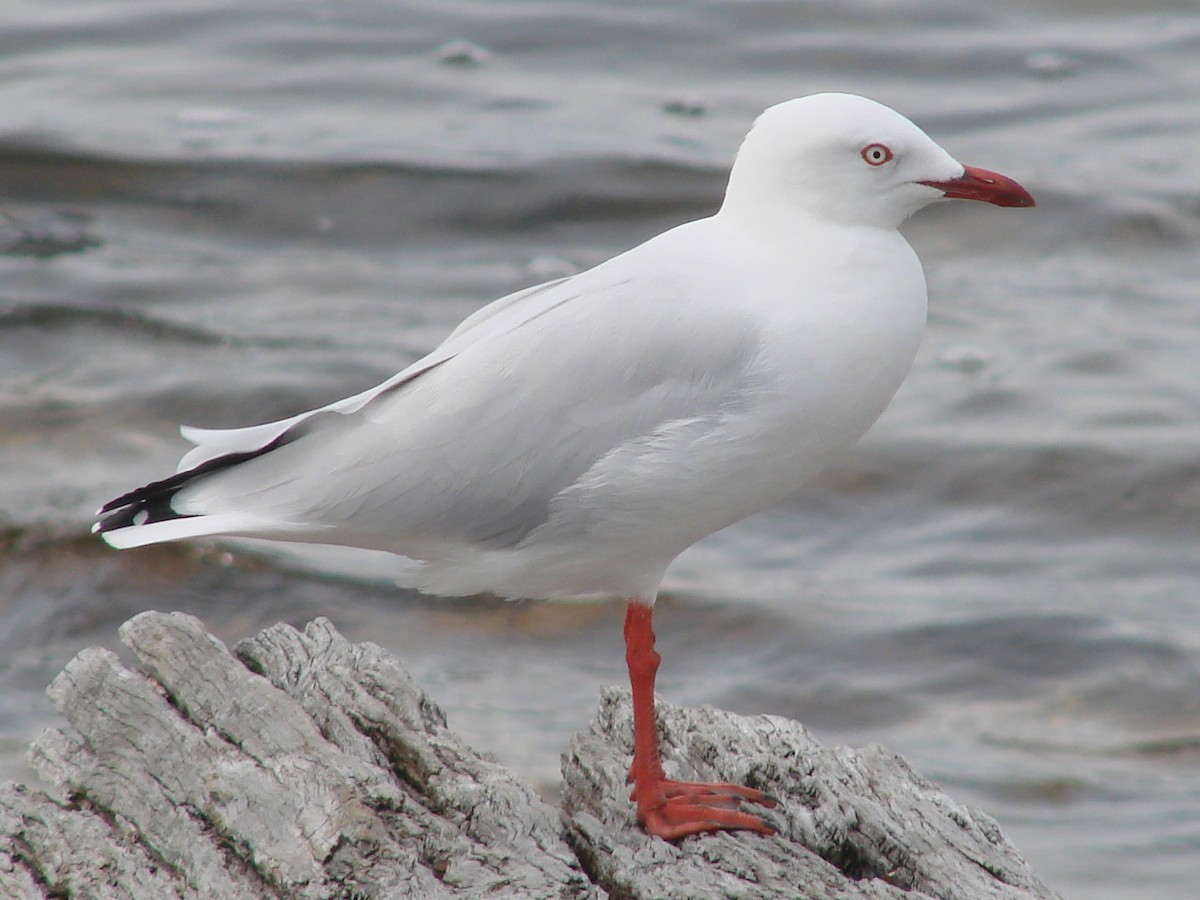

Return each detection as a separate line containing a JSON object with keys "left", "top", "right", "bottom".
{"left": 2, "top": 2, "right": 1199, "bottom": 896}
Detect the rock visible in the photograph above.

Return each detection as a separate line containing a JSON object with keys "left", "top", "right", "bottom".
{"left": 0, "top": 612, "right": 1060, "bottom": 899}
{"left": 562, "top": 690, "right": 1059, "bottom": 900}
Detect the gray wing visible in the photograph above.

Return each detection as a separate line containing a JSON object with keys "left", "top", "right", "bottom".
{"left": 172, "top": 262, "right": 765, "bottom": 552}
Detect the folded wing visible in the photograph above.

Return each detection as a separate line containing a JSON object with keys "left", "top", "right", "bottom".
{"left": 95, "top": 232, "right": 764, "bottom": 557}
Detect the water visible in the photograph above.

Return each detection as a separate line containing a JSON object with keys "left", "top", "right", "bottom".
{"left": 2, "top": 1, "right": 1199, "bottom": 896}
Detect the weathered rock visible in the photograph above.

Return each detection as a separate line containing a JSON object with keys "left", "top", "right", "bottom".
{"left": 562, "top": 690, "right": 1059, "bottom": 900}
{"left": 0, "top": 612, "right": 1060, "bottom": 899}
{"left": 7, "top": 612, "right": 594, "bottom": 899}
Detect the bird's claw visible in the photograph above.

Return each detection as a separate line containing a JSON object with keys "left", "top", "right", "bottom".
{"left": 631, "top": 777, "right": 778, "bottom": 840}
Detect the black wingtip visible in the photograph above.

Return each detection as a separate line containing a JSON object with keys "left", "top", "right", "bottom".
{"left": 93, "top": 428, "right": 302, "bottom": 537}
{"left": 93, "top": 473, "right": 198, "bottom": 534}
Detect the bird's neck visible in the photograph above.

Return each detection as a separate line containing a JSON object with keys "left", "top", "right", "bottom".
{"left": 714, "top": 196, "right": 894, "bottom": 256}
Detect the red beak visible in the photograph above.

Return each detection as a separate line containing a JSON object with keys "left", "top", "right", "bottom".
{"left": 920, "top": 165, "right": 1035, "bottom": 208}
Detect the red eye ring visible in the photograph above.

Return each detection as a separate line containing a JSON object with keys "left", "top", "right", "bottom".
{"left": 861, "top": 143, "right": 893, "bottom": 166}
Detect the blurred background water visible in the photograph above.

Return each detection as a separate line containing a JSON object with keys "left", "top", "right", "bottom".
{"left": 2, "top": 1, "right": 1199, "bottom": 896}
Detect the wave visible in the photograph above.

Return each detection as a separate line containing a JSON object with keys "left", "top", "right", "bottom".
{"left": 0, "top": 299, "right": 316, "bottom": 350}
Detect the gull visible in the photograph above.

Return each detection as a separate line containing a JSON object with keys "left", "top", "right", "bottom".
{"left": 95, "top": 92, "right": 1034, "bottom": 839}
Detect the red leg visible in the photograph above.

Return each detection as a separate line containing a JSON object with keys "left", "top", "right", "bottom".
{"left": 623, "top": 600, "right": 776, "bottom": 840}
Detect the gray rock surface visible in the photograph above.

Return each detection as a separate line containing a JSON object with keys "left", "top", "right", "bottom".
{"left": 563, "top": 690, "right": 1059, "bottom": 900}
{"left": 0, "top": 612, "right": 1060, "bottom": 899}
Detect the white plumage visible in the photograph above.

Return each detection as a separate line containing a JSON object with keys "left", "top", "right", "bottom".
{"left": 96, "top": 93, "right": 1032, "bottom": 604}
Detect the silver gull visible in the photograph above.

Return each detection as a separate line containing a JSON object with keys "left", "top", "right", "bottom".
{"left": 95, "top": 92, "right": 1034, "bottom": 839}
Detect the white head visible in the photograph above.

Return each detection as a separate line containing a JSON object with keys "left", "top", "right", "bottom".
{"left": 720, "top": 93, "right": 1033, "bottom": 230}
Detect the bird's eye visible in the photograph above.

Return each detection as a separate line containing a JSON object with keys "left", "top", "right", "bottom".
{"left": 860, "top": 143, "right": 893, "bottom": 166}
